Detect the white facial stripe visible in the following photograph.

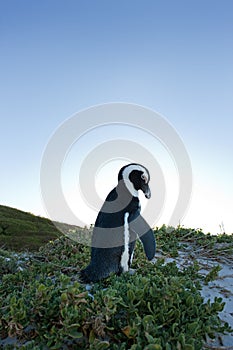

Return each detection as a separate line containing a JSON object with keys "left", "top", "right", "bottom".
{"left": 121, "top": 212, "right": 130, "bottom": 272}
{"left": 122, "top": 164, "right": 149, "bottom": 197}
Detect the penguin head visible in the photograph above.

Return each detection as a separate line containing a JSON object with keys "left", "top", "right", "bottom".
{"left": 118, "top": 163, "right": 151, "bottom": 199}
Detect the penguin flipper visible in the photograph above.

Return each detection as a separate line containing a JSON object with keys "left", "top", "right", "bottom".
{"left": 139, "top": 229, "right": 156, "bottom": 260}
{"left": 130, "top": 214, "right": 156, "bottom": 260}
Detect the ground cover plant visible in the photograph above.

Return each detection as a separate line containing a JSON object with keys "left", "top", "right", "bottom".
{"left": 0, "top": 214, "right": 233, "bottom": 349}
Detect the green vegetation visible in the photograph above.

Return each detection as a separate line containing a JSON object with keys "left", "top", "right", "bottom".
{"left": 156, "top": 224, "right": 233, "bottom": 261}
{"left": 0, "top": 205, "right": 61, "bottom": 251}
{"left": 0, "top": 208, "right": 233, "bottom": 349}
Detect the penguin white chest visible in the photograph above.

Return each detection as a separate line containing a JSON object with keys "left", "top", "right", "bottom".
{"left": 120, "top": 212, "right": 130, "bottom": 272}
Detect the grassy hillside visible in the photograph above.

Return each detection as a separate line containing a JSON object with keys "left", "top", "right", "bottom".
{"left": 0, "top": 205, "right": 61, "bottom": 251}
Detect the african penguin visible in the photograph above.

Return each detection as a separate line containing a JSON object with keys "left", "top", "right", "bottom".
{"left": 79, "top": 163, "right": 156, "bottom": 283}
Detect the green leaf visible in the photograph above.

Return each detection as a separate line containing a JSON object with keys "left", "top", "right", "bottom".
{"left": 127, "top": 289, "right": 135, "bottom": 301}
{"left": 89, "top": 329, "right": 96, "bottom": 343}
{"left": 144, "top": 345, "right": 162, "bottom": 350}
{"left": 142, "top": 315, "right": 154, "bottom": 326}
{"left": 66, "top": 324, "right": 82, "bottom": 338}
{"left": 145, "top": 332, "right": 155, "bottom": 343}
{"left": 187, "top": 321, "right": 199, "bottom": 333}
{"left": 186, "top": 295, "right": 194, "bottom": 307}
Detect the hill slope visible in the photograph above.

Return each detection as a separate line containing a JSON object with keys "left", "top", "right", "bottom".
{"left": 0, "top": 205, "right": 61, "bottom": 251}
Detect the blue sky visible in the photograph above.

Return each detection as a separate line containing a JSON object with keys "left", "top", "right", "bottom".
{"left": 1, "top": 0, "right": 233, "bottom": 233}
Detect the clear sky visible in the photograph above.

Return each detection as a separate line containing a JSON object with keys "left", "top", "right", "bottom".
{"left": 1, "top": 0, "right": 233, "bottom": 233}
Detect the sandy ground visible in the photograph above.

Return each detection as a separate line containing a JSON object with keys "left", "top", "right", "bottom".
{"left": 201, "top": 262, "right": 233, "bottom": 348}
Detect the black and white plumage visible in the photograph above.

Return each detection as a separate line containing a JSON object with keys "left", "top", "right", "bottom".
{"left": 79, "top": 163, "right": 156, "bottom": 283}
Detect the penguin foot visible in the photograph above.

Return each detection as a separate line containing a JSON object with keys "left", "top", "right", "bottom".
{"left": 79, "top": 266, "right": 108, "bottom": 283}
{"left": 79, "top": 269, "right": 92, "bottom": 283}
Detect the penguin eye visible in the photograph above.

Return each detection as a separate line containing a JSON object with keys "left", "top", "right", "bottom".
{"left": 141, "top": 174, "right": 146, "bottom": 182}
{"left": 141, "top": 173, "right": 148, "bottom": 183}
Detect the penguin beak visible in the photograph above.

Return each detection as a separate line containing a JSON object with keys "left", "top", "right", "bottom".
{"left": 142, "top": 184, "right": 151, "bottom": 199}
